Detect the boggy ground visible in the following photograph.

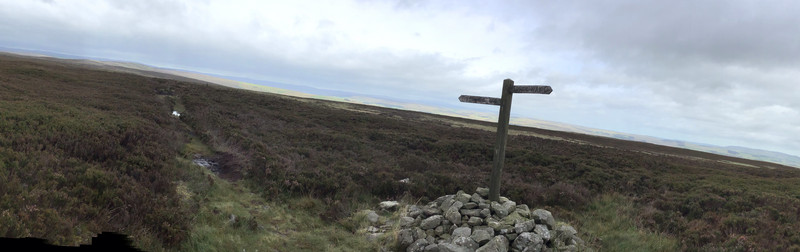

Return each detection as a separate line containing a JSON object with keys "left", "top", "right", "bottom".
{"left": 1, "top": 53, "right": 799, "bottom": 251}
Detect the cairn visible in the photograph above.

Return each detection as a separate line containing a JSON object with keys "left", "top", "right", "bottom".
{"left": 362, "top": 188, "right": 590, "bottom": 252}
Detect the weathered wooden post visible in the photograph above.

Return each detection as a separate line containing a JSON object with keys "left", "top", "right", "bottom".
{"left": 459, "top": 79, "right": 552, "bottom": 201}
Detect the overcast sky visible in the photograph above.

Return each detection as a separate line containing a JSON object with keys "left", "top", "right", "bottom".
{"left": 1, "top": 0, "right": 798, "bottom": 156}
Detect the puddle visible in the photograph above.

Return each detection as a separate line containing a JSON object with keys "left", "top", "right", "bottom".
{"left": 193, "top": 158, "right": 220, "bottom": 174}
{"left": 192, "top": 153, "right": 242, "bottom": 181}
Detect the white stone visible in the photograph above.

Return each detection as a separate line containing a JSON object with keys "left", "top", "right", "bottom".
{"left": 379, "top": 201, "right": 400, "bottom": 211}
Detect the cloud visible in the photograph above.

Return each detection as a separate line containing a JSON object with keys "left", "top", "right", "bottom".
{"left": 503, "top": 0, "right": 800, "bottom": 154}
{"left": 0, "top": 0, "right": 798, "bottom": 156}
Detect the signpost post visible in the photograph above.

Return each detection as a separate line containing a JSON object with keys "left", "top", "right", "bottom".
{"left": 459, "top": 79, "right": 552, "bottom": 201}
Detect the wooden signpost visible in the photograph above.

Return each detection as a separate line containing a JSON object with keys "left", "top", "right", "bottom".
{"left": 459, "top": 79, "right": 552, "bottom": 201}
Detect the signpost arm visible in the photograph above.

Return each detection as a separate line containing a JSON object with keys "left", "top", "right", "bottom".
{"left": 489, "top": 79, "right": 514, "bottom": 201}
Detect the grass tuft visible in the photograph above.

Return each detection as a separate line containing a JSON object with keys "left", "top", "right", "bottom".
{"left": 577, "top": 194, "right": 679, "bottom": 251}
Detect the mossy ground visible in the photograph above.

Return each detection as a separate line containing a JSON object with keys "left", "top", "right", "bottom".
{"left": 174, "top": 157, "right": 380, "bottom": 251}
{"left": 576, "top": 194, "right": 679, "bottom": 251}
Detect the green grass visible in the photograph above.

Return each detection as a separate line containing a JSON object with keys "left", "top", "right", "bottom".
{"left": 181, "top": 137, "right": 213, "bottom": 157}
{"left": 176, "top": 158, "right": 379, "bottom": 251}
{"left": 577, "top": 194, "right": 678, "bottom": 251}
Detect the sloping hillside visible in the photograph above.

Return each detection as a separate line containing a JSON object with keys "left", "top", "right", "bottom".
{"left": 1, "top": 54, "right": 799, "bottom": 251}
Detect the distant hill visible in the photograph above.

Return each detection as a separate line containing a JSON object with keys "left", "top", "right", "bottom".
{"left": 109, "top": 58, "right": 800, "bottom": 169}
{"left": 2, "top": 49, "right": 797, "bottom": 168}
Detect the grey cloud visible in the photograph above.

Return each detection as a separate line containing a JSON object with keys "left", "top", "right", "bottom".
{"left": 2, "top": 0, "right": 798, "bottom": 156}
{"left": 515, "top": 0, "right": 800, "bottom": 105}
{"left": 529, "top": 1, "right": 800, "bottom": 68}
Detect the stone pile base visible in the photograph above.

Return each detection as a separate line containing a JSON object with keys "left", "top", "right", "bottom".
{"left": 363, "top": 188, "right": 590, "bottom": 252}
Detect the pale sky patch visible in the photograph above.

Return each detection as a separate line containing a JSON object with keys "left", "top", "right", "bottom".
{"left": 1, "top": 0, "right": 798, "bottom": 157}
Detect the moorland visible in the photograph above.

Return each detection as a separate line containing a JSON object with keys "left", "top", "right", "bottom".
{"left": 1, "top": 53, "right": 799, "bottom": 251}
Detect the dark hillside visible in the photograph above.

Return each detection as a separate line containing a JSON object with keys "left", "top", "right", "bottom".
{"left": 1, "top": 53, "right": 799, "bottom": 250}
{"left": 0, "top": 54, "right": 191, "bottom": 246}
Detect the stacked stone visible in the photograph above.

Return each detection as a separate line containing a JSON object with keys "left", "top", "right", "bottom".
{"left": 368, "top": 188, "right": 589, "bottom": 252}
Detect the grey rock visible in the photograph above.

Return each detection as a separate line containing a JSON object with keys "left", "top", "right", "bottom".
{"left": 441, "top": 198, "right": 456, "bottom": 212}
{"left": 490, "top": 202, "right": 509, "bottom": 218}
{"left": 452, "top": 236, "right": 480, "bottom": 251}
{"left": 487, "top": 218, "right": 512, "bottom": 233}
{"left": 531, "top": 209, "right": 555, "bottom": 229}
{"left": 479, "top": 208, "right": 491, "bottom": 218}
{"left": 400, "top": 216, "right": 416, "bottom": 228}
{"left": 408, "top": 205, "right": 423, "bottom": 218}
{"left": 555, "top": 224, "right": 577, "bottom": 237}
{"left": 476, "top": 235, "right": 509, "bottom": 252}
{"left": 455, "top": 193, "right": 472, "bottom": 204}
{"left": 452, "top": 226, "right": 472, "bottom": 238}
{"left": 408, "top": 238, "right": 430, "bottom": 252}
{"left": 435, "top": 225, "right": 445, "bottom": 235}
{"left": 504, "top": 233, "right": 518, "bottom": 242}
{"left": 379, "top": 201, "right": 400, "bottom": 211}
{"left": 514, "top": 220, "right": 537, "bottom": 234}
{"left": 471, "top": 193, "right": 484, "bottom": 204}
{"left": 467, "top": 216, "right": 483, "bottom": 226}
{"left": 424, "top": 244, "right": 440, "bottom": 252}
{"left": 474, "top": 225, "right": 495, "bottom": 234}
{"left": 421, "top": 215, "right": 444, "bottom": 230}
{"left": 498, "top": 197, "right": 510, "bottom": 204}
{"left": 440, "top": 234, "right": 452, "bottom": 241}
{"left": 470, "top": 229, "right": 493, "bottom": 245}
{"left": 426, "top": 235, "right": 436, "bottom": 244}
{"left": 449, "top": 224, "right": 459, "bottom": 235}
{"left": 366, "top": 210, "right": 380, "bottom": 224}
{"left": 486, "top": 218, "right": 502, "bottom": 229}
{"left": 476, "top": 187, "right": 490, "bottom": 197}
{"left": 501, "top": 201, "right": 517, "bottom": 214}
{"left": 438, "top": 243, "right": 470, "bottom": 252}
{"left": 515, "top": 204, "right": 531, "bottom": 218}
{"left": 372, "top": 192, "right": 585, "bottom": 252}
{"left": 512, "top": 232, "right": 543, "bottom": 252}
{"left": 451, "top": 201, "right": 464, "bottom": 211}
{"left": 446, "top": 208, "right": 463, "bottom": 225}
{"left": 442, "top": 220, "right": 452, "bottom": 227}
{"left": 399, "top": 229, "right": 415, "bottom": 248}
{"left": 498, "top": 226, "right": 516, "bottom": 235}
{"left": 501, "top": 212, "right": 526, "bottom": 226}
{"left": 435, "top": 195, "right": 453, "bottom": 205}
{"left": 413, "top": 227, "right": 427, "bottom": 241}
{"left": 533, "top": 225, "right": 551, "bottom": 241}
{"left": 553, "top": 224, "right": 579, "bottom": 248}
{"left": 423, "top": 206, "right": 442, "bottom": 216}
